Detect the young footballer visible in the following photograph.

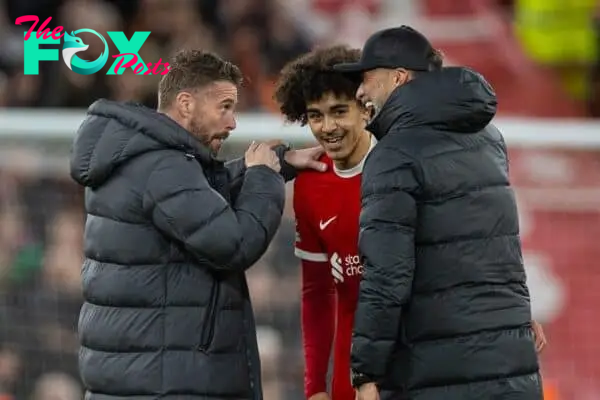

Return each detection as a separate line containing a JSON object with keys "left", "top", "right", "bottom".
{"left": 275, "top": 45, "right": 373, "bottom": 400}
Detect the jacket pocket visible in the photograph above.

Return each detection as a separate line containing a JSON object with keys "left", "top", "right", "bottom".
{"left": 198, "top": 280, "right": 220, "bottom": 352}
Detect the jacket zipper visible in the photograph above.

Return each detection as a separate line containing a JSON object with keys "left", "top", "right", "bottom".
{"left": 199, "top": 280, "right": 220, "bottom": 352}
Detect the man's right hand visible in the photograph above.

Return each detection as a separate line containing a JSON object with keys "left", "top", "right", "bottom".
{"left": 308, "top": 392, "right": 330, "bottom": 400}
{"left": 245, "top": 141, "right": 281, "bottom": 172}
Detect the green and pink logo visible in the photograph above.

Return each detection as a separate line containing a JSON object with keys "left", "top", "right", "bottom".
{"left": 16, "top": 15, "right": 170, "bottom": 75}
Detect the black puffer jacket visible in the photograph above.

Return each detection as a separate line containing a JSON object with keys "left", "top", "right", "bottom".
{"left": 352, "top": 67, "right": 542, "bottom": 399}
{"left": 70, "top": 100, "right": 289, "bottom": 400}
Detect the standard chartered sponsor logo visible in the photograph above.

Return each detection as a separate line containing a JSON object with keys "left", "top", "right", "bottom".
{"left": 330, "top": 253, "right": 344, "bottom": 283}
{"left": 330, "top": 252, "right": 363, "bottom": 283}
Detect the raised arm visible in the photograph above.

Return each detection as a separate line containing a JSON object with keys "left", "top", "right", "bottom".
{"left": 145, "top": 150, "right": 286, "bottom": 271}
{"left": 226, "top": 143, "right": 298, "bottom": 200}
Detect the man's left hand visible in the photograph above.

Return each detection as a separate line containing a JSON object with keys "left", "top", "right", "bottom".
{"left": 263, "top": 139, "right": 326, "bottom": 172}
{"left": 355, "top": 383, "right": 379, "bottom": 400}
{"left": 532, "top": 320, "right": 547, "bottom": 353}
{"left": 284, "top": 146, "right": 327, "bottom": 172}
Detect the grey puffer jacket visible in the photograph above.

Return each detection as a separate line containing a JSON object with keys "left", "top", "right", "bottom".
{"left": 71, "top": 99, "right": 290, "bottom": 400}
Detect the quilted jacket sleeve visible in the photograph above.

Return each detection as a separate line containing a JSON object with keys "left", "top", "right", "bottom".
{"left": 351, "top": 145, "right": 421, "bottom": 380}
{"left": 145, "top": 151, "right": 286, "bottom": 271}
{"left": 226, "top": 144, "right": 297, "bottom": 201}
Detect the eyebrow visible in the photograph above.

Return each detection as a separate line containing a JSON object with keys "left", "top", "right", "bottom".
{"left": 330, "top": 104, "right": 349, "bottom": 111}
{"left": 306, "top": 104, "right": 349, "bottom": 113}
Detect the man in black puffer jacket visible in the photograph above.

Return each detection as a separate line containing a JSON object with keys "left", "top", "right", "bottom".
{"left": 70, "top": 50, "right": 325, "bottom": 400}
{"left": 334, "top": 27, "right": 543, "bottom": 400}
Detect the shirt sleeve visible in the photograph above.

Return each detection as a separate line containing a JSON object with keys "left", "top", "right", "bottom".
{"left": 294, "top": 176, "right": 334, "bottom": 397}
{"left": 293, "top": 177, "right": 328, "bottom": 262}
{"left": 301, "top": 259, "right": 335, "bottom": 398}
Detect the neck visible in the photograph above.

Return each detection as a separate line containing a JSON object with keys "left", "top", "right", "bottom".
{"left": 161, "top": 109, "right": 194, "bottom": 138}
{"left": 161, "top": 109, "right": 180, "bottom": 125}
{"left": 334, "top": 130, "right": 372, "bottom": 170}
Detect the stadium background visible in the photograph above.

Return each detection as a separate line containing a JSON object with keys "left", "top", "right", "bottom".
{"left": 0, "top": 0, "right": 598, "bottom": 399}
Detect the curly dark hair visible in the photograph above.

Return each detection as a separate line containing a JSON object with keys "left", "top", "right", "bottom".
{"left": 158, "top": 49, "right": 243, "bottom": 110}
{"left": 274, "top": 45, "right": 362, "bottom": 126}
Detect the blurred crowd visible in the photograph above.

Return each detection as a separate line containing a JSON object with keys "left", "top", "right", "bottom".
{"left": 0, "top": 0, "right": 598, "bottom": 116}
{"left": 0, "top": 161, "right": 84, "bottom": 399}
{"left": 0, "top": 0, "right": 313, "bottom": 112}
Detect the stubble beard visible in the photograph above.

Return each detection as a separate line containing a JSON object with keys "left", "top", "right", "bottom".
{"left": 188, "top": 118, "right": 216, "bottom": 154}
{"left": 366, "top": 101, "right": 381, "bottom": 124}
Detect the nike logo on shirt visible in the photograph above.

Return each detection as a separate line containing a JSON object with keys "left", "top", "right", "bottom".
{"left": 319, "top": 216, "right": 337, "bottom": 230}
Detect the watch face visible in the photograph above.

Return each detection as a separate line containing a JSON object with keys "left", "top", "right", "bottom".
{"left": 351, "top": 371, "right": 371, "bottom": 388}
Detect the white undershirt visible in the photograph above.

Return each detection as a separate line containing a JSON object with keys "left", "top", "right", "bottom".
{"left": 333, "top": 135, "right": 377, "bottom": 179}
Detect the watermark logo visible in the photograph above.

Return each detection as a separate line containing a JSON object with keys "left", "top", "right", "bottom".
{"left": 62, "top": 30, "right": 108, "bottom": 75}
{"left": 16, "top": 15, "right": 169, "bottom": 75}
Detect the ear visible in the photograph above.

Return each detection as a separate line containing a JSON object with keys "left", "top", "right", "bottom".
{"left": 393, "top": 68, "right": 409, "bottom": 87}
{"left": 175, "top": 91, "right": 194, "bottom": 119}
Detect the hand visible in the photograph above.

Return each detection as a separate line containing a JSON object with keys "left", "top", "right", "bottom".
{"left": 263, "top": 139, "right": 285, "bottom": 148}
{"left": 356, "top": 383, "right": 379, "bottom": 400}
{"left": 245, "top": 141, "right": 281, "bottom": 172}
{"left": 284, "top": 146, "right": 327, "bottom": 172}
{"left": 308, "top": 392, "right": 330, "bottom": 400}
{"left": 532, "top": 320, "right": 547, "bottom": 353}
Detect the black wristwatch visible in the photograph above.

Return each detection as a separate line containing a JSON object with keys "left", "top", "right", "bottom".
{"left": 272, "top": 142, "right": 296, "bottom": 181}
{"left": 351, "top": 370, "right": 375, "bottom": 388}
{"left": 272, "top": 142, "right": 292, "bottom": 156}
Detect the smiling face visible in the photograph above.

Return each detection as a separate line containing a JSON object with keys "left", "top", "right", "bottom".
{"left": 273, "top": 45, "right": 373, "bottom": 167}
{"left": 306, "top": 92, "right": 370, "bottom": 164}
{"left": 356, "top": 68, "right": 410, "bottom": 122}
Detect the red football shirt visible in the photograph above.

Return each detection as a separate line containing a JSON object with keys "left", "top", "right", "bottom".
{"left": 293, "top": 137, "right": 375, "bottom": 400}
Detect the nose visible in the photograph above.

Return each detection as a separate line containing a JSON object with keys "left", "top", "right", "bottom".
{"left": 356, "top": 83, "right": 366, "bottom": 102}
{"left": 226, "top": 114, "right": 236, "bottom": 131}
{"left": 321, "top": 115, "right": 337, "bottom": 134}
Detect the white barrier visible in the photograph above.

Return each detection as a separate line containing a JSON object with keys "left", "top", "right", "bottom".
{"left": 0, "top": 108, "right": 598, "bottom": 148}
